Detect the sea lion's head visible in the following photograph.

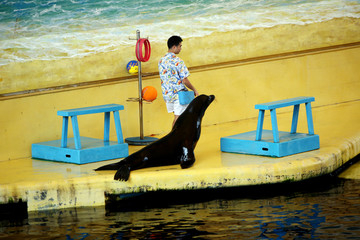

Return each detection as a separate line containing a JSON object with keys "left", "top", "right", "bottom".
{"left": 188, "top": 94, "right": 215, "bottom": 117}
{"left": 174, "top": 94, "right": 215, "bottom": 131}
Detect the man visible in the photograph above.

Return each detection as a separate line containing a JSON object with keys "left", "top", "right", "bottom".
{"left": 158, "top": 36, "right": 199, "bottom": 127}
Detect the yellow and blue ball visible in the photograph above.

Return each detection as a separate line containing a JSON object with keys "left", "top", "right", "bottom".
{"left": 126, "top": 60, "right": 138, "bottom": 75}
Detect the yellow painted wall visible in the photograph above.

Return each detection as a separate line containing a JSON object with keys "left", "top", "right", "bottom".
{"left": 1, "top": 45, "right": 359, "bottom": 161}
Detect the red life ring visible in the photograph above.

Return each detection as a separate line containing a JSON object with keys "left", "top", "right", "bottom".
{"left": 136, "top": 38, "right": 151, "bottom": 62}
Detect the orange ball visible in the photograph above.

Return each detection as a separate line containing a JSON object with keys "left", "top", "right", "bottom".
{"left": 142, "top": 86, "right": 157, "bottom": 102}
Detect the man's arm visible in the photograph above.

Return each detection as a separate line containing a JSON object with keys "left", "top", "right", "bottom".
{"left": 182, "top": 77, "right": 199, "bottom": 96}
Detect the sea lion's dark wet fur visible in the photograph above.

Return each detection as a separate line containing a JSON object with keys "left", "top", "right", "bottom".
{"left": 95, "top": 94, "right": 215, "bottom": 181}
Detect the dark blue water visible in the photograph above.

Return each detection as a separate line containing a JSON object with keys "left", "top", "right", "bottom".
{"left": 1, "top": 171, "right": 360, "bottom": 239}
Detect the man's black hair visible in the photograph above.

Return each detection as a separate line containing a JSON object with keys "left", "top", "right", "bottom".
{"left": 167, "top": 36, "right": 182, "bottom": 49}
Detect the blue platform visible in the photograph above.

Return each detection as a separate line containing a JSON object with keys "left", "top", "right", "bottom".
{"left": 32, "top": 104, "right": 129, "bottom": 164}
{"left": 221, "top": 130, "right": 319, "bottom": 157}
{"left": 221, "top": 97, "right": 320, "bottom": 157}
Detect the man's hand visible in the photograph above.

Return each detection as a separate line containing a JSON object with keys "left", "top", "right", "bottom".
{"left": 182, "top": 77, "right": 199, "bottom": 96}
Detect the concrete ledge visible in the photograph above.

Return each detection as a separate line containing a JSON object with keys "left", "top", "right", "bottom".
{"left": 0, "top": 101, "right": 359, "bottom": 212}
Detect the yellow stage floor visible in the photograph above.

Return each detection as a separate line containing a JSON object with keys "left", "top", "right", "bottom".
{"left": 0, "top": 100, "right": 359, "bottom": 212}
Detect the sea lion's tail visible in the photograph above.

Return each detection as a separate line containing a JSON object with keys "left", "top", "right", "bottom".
{"left": 95, "top": 160, "right": 131, "bottom": 181}
{"left": 95, "top": 162, "right": 122, "bottom": 171}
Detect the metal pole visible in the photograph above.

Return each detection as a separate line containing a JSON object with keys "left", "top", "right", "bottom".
{"left": 136, "top": 30, "right": 144, "bottom": 140}
{"left": 125, "top": 30, "right": 157, "bottom": 145}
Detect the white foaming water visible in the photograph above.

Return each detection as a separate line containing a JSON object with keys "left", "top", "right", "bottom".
{"left": 0, "top": 0, "right": 359, "bottom": 66}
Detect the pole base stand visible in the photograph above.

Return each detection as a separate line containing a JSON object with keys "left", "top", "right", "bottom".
{"left": 125, "top": 136, "right": 158, "bottom": 146}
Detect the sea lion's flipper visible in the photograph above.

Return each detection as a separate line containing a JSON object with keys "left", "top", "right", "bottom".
{"left": 114, "top": 163, "right": 131, "bottom": 181}
{"left": 180, "top": 147, "right": 195, "bottom": 169}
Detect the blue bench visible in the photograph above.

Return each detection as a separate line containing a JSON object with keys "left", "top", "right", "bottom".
{"left": 58, "top": 104, "right": 125, "bottom": 150}
{"left": 220, "top": 96, "right": 320, "bottom": 157}
{"left": 32, "top": 104, "right": 129, "bottom": 164}
{"left": 255, "top": 96, "right": 315, "bottom": 143}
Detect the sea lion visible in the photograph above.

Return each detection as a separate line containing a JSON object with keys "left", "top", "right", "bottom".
{"left": 95, "top": 94, "right": 215, "bottom": 181}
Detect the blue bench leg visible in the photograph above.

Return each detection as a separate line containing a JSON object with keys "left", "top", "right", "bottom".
{"left": 270, "top": 109, "right": 279, "bottom": 143}
{"left": 113, "top": 111, "right": 124, "bottom": 144}
{"left": 104, "top": 112, "right": 110, "bottom": 142}
{"left": 61, "top": 116, "right": 68, "bottom": 148}
{"left": 256, "top": 110, "right": 265, "bottom": 141}
{"left": 71, "top": 116, "right": 81, "bottom": 149}
{"left": 305, "top": 102, "right": 315, "bottom": 135}
{"left": 291, "top": 104, "right": 300, "bottom": 134}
